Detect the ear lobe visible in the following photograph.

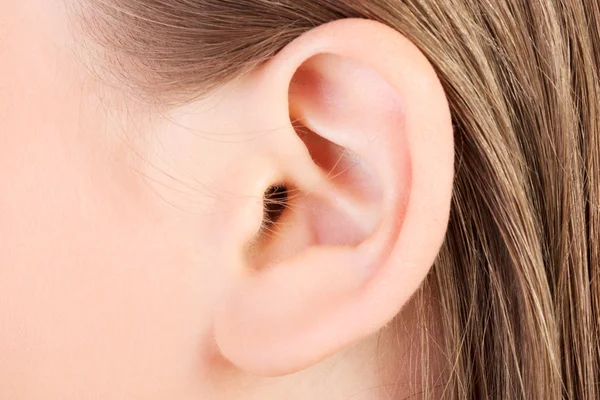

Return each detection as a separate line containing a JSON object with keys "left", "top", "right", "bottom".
{"left": 214, "top": 19, "right": 454, "bottom": 377}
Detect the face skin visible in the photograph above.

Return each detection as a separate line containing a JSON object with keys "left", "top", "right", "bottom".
{"left": 0, "top": 1, "right": 453, "bottom": 399}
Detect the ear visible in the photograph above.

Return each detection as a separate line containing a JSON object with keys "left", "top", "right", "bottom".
{"left": 213, "top": 19, "right": 454, "bottom": 377}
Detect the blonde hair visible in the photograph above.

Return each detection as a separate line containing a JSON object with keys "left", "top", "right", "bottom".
{"left": 75, "top": 1, "right": 600, "bottom": 398}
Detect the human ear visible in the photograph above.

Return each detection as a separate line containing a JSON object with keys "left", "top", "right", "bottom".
{"left": 213, "top": 18, "right": 454, "bottom": 377}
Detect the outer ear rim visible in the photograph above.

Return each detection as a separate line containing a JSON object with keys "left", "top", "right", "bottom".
{"left": 214, "top": 18, "right": 454, "bottom": 377}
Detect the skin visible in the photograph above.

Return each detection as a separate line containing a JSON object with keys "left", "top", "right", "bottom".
{"left": 0, "top": 1, "right": 453, "bottom": 399}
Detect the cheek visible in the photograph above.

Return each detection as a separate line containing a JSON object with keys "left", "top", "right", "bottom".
{"left": 0, "top": 137, "right": 215, "bottom": 398}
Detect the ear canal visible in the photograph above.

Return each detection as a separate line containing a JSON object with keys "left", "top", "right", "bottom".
{"left": 263, "top": 183, "right": 288, "bottom": 227}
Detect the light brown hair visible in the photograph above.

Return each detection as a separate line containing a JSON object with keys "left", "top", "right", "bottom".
{"left": 73, "top": 1, "right": 600, "bottom": 398}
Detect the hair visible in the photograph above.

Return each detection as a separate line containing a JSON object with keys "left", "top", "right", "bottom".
{"left": 73, "top": 0, "right": 600, "bottom": 398}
